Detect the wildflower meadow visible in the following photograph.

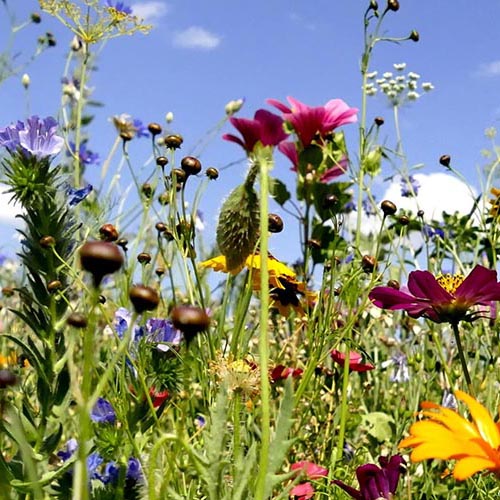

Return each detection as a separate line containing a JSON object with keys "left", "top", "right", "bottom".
{"left": 2, "top": 1, "right": 500, "bottom": 499}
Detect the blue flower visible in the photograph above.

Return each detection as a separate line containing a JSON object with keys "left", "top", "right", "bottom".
{"left": 87, "top": 453, "right": 105, "bottom": 480}
{"left": 0, "top": 116, "right": 64, "bottom": 159}
{"left": 145, "top": 318, "right": 181, "bottom": 350}
{"left": 362, "top": 197, "right": 377, "bottom": 216}
{"left": 57, "top": 438, "right": 78, "bottom": 461}
{"left": 106, "top": 1, "right": 133, "bottom": 15}
{"left": 126, "top": 457, "right": 142, "bottom": 482}
{"left": 66, "top": 184, "right": 93, "bottom": 206}
{"left": 101, "top": 461, "right": 120, "bottom": 484}
{"left": 68, "top": 141, "right": 100, "bottom": 166}
{"left": 133, "top": 119, "right": 149, "bottom": 138}
{"left": 388, "top": 352, "right": 409, "bottom": 383}
{"left": 400, "top": 175, "right": 420, "bottom": 197}
{"left": 114, "top": 307, "right": 143, "bottom": 340}
{"left": 423, "top": 223, "right": 444, "bottom": 239}
{"left": 90, "top": 397, "right": 116, "bottom": 424}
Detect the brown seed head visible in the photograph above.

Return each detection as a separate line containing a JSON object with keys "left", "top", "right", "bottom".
{"left": 205, "top": 167, "right": 219, "bottom": 180}
{"left": 155, "top": 222, "right": 167, "bottom": 233}
{"left": 129, "top": 285, "right": 160, "bottom": 313}
{"left": 47, "top": 280, "right": 62, "bottom": 293}
{"left": 31, "top": 12, "right": 42, "bottom": 23}
{"left": 307, "top": 239, "right": 322, "bottom": 250}
{"left": 387, "top": 279, "right": 400, "bottom": 290}
{"left": 374, "top": 116, "right": 385, "bottom": 126}
{"left": 381, "top": 200, "right": 397, "bottom": 216}
{"left": 268, "top": 213, "right": 284, "bottom": 233}
{"left": 148, "top": 122, "right": 162, "bottom": 136}
{"left": 117, "top": 238, "right": 128, "bottom": 251}
{"left": 80, "top": 241, "right": 124, "bottom": 287}
{"left": 164, "top": 134, "right": 183, "bottom": 150}
{"left": 67, "top": 312, "right": 88, "bottom": 328}
{"left": 99, "top": 224, "right": 119, "bottom": 242}
{"left": 439, "top": 154, "right": 451, "bottom": 167}
{"left": 156, "top": 156, "right": 168, "bottom": 168}
{"left": 137, "top": 252, "right": 152, "bottom": 265}
{"left": 361, "top": 255, "right": 377, "bottom": 273}
{"left": 141, "top": 183, "right": 153, "bottom": 199}
{"left": 409, "top": 29, "right": 420, "bottom": 42}
{"left": 171, "top": 305, "right": 210, "bottom": 342}
{"left": 398, "top": 215, "right": 410, "bottom": 226}
{"left": 172, "top": 168, "right": 187, "bottom": 184}
{"left": 40, "top": 235, "right": 56, "bottom": 248}
{"left": 181, "top": 156, "right": 202, "bottom": 176}
{"left": 387, "top": 0, "right": 399, "bottom": 11}
{"left": 158, "top": 192, "right": 170, "bottom": 205}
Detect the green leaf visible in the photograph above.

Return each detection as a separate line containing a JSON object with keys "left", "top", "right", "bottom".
{"left": 361, "top": 412, "right": 395, "bottom": 442}
{"left": 269, "top": 177, "right": 291, "bottom": 206}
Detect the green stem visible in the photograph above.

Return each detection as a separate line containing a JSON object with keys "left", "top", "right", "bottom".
{"left": 451, "top": 322, "right": 473, "bottom": 394}
{"left": 254, "top": 152, "right": 272, "bottom": 499}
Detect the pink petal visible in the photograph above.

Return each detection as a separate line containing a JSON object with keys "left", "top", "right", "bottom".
{"left": 291, "top": 461, "right": 328, "bottom": 478}
{"left": 290, "top": 482, "right": 315, "bottom": 499}
{"left": 407, "top": 270, "right": 453, "bottom": 302}
{"left": 456, "top": 265, "right": 500, "bottom": 303}
{"left": 278, "top": 141, "right": 299, "bottom": 170}
{"left": 266, "top": 98, "right": 291, "bottom": 114}
{"left": 255, "top": 109, "right": 288, "bottom": 146}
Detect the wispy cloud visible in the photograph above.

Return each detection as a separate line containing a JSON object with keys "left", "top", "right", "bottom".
{"left": 173, "top": 26, "right": 221, "bottom": 50}
{"left": 475, "top": 60, "right": 500, "bottom": 77}
{"left": 289, "top": 12, "right": 316, "bottom": 31}
{"left": 131, "top": 1, "right": 169, "bottom": 23}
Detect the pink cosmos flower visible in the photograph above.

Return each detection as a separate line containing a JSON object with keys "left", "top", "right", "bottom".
{"left": 330, "top": 349, "right": 375, "bottom": 372}
{"left": 267, "top": 96, "right": 358, "bottom": 147}
{"left": 369, "top": 265, "right": 500, "bottom": 324}
{"left": 223, "top": 109, "right": 288, "bottom": 154}
{"left": 278, "top": 141, "right": 347, "bottom": 183}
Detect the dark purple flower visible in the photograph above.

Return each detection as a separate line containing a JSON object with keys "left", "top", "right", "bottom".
{"left": 106, "top": 1, "right": 133, "bottom": 14}
{"left": 369, "top": 265, "right": 500, "bottom": 324}
{"left": 0, "top": 116, "right": 64, "bottom": 159}
{"left": 90, "top": 397, "right": 116, "bottom": 424}
{"left": 268, "top": 96, "right": 358, "bottom": 147}
{"left": 126, "top": 457, "right": 142, "bottom": 482}
{"left": 101, "top": 461, "right": 119, "bottom": 484}
{"left": 400, "top": 175, "right": 420, "bottom": 197}
{"left": 423, "top": 223, "right": 444, "bottom": 239}
{"left": 223, "top": 109, "right": 288, "bottom": 154}
{"left": 66, "top": 184, "right": 93, "bottom": 206}
{"left": 333, "top": 454, "right": 406, "bottom": 500}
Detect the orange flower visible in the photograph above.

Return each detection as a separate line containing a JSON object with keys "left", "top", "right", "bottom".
{"left": 399, "top": 390, "right": 500, "bottom": 480}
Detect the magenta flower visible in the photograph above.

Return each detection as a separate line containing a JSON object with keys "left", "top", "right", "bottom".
{"left": 289, "top": 461, "right": 328, "bottom": 499}
{"left": 270, "top": 364, "right": 303, "bottom": 382}
{"left": 333, "top": 455, "right": 406, "bottom": 500}
{"left": 330, "top": 349, "right": 375, "bottom": 372}
{"left": 267, "top": 96, "right": 358, "bottom": 147}
{"left": 290, "top": 481, "right": 314, "bottom": 499}
{"left": 369, "top": 265, "right": 500, "bottom": 324}
{"left": 222, "top": 109, "right": 288, "bottom": 154}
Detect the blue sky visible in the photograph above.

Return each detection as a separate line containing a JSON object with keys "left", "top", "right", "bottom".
{"left": 1, "top": 0, "right": 500, "bottom": 259}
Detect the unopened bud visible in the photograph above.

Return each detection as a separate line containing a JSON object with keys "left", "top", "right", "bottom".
{"left": 268, "top": 213, "right": 284, "bottom": 233}
{"left": 205, "top": 167, "right": 219, "bottom": 180}
{"left": 129, "top": 285, "right": 160, "bottom": 313}
{"left": 30, "top": 12, "right": 41, "bottom": 23}
{"left": 148, "top": 122, "right": 162, "bottom": 136}
{"left": 387, "top": 279, "right": 400, "bottom": 290}
{"left": 137, "top": 252, "right": 152, "bottom": 264}
{"left": 225, "top": 98, "right": 245, "bottom": 116}
{"left": 99, "top": 224, "right": 119, "bottom": 242}
{"left": 387, "top": 0, "right": 399, "bottom": 11}
{"left": 181, "top": 156, "right": 202, "bottom": 176}
{"left": 156, "top": 156, "right": 168, "bottom": 168}
{"left": 398, "top": 215, "right": 410, "bottom": 226}
{"left": 361, "top": 255, "right": 377, "bottom": 273}
{"left": 21, "top": 73, "right": 30, "bottom": 89}
{"left": 439, "top": 154, "right": 451, "bottom": 167}
{"left": 374, "top": 116, "right": 384, "bottom": 126}
{"left": 409, "top": 30, "right": 419, "bottom": 42}
{"left": 165, "top": 112, "right": 174, "bottom": 123}
{"left": 164, "top": 134, "right": 183, "bottom": 149}
{"left": 381, "top": 200, "right": 397, "bottom": 216}
{"left": 70, "top": 36, "right": 82, "bottom": 51}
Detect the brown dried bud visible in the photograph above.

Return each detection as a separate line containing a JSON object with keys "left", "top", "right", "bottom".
{"left": 155, "top": 222, "right": 167, "bottom": 233}
{"left": 148, "top": 122, "right": 162, "bottom": 136}
{"left": 387, "top": 279, "right": 400, "bottom": 290}
{"left": 40, "top": 235, "right": 56, "bottom": 248}
{"left": 172, "top": 168, "right": 187, "bottom": 184}
{"left": 80, "top": 241, "right": 124, "bottom": 287}
{"left": 398, "top": 215, "right": 410, "bottom": 226}
{"left": 99, "top": 224, "right": 119, "bottom": 242}
{"left": 120, "top": 131, "right": 134, "bottom": 142}
{"left": 307, "top": 239, "right": 322, "bottom": 250}
{"left": 129, "top": 285, "right": 160, "bottom": 313}
{"left": 387, "top": 0, "right": 399, "bottom": 11}
{"left": 439, "top": 154, "right": 451, "bottom": 167}
{"left": 374, "top": 116, "right": 385, "bottom": 126}
{"left": 156, "top": 156, "right": 169, "bottom": 168}
{"left": 2, "top": 287, "right": 14, "bottom": 297}
{"left": 67, "top": 312, "right": 88, "bottom": 328}
{"left": 205, "top": 167, "right": 219, "bottom": 180}
{"left": 381, "top": 200, "right": 397, "bottom": 216}
{"left": 409, "top": 30, "right": 419, "bottom": 42}
{"left": 158, "top": 192, "right": 170, "bottom": 205}
{"left": 155, "top": 267, "right": 165, "bottom": 277}
{"left": 361, "top": 255, "right": 377, "bottom": 273}
{"left": 164, "top": 134, "right": 183, "bottom": 149}
{"left": 137, "top": 252, "right": 152, "bottom": 264}
{"left": 163, "top": 230, "right": 175, "bottom": 242}
{"left": 117, "top": 238, "right": 128, "bottom": 251}
{"left": 142, "top": 183, "right": 153, "bottom": 198}
{"left": 0, "top": 370, "right": 17, "bottom": 389}
{"left": 171, "top": 305, "right": 210, "bottom": 343}
{"left": 47, "top": 280, "right": 62, "bottom": 293}
{"left": 417, "top": 210, "right": 424, "bottom": 218}
{"left": 181, "top": 156, "right": 202, "bottom": 176}
{"left": 268, "top": 213, "right": 284, "bottom": 233}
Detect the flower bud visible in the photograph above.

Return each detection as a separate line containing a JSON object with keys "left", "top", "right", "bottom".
{"left": 417, "top": 210, "right": 424, "bottom": 218}
{"left": 164, "top": 134, "right": 183, "bottom": 150}
{"left": 381, "top": 200, "right": 397, "bottom": 216}
{"left": 205, "top": 167, "right": 219, "bottom": 180}
{"left": 99, "top": 295, "right": 106, "bottom": 304}
{"left": 165, "top": 112, "right": 174, "bottom": 123}
{"left": 47, "top": 280, "right": 62, "bottom": 293}
{"left": 158, "top": 192, "right": 170, "bottom": 205}
{"left": 268, "top": 213, "right": 284, "bottom": 233}
{"left": 137, "top": 252, "right": 152, "bottom": 264}
{"left": 307, "top": 239, "right": 322, "bottom": 250}
{"left": 70, "top": 36, "right": 82, "bottom": 51}
{"left": 67, "top": 312, "right": 88, "bottom": 328}
{"left": 439, "top": 154, "right": 451, "bottom": 167}
{"left": 46, "top": 32, "right": 56, "bottom": 47}
{"left": 172, "top": 168, "right": 187, "bottom": 184}
{"left": 141, "top": 183, "right": 154, "bottom": 198}
{"left": 21, "top": 73, "right": 30, "bottom": 89}
{"left": 80, "top": 241, "right": 124, "bottom": 287}
{"left": 369, "top": 0, "right": 378, "bottom": 10}
{"left": 0, "top": 370, "right": 17, "bottom": 389}
{"left": 156, "top": 156, "right": 168, "bottom": 168}
{"left": 387, "top": 0, "right": 399, "bottom": 11}
{"left": 30, "top": 12, "right": 42, "bottom": 23}
{"left": 117, "top": 238, "right": 128, "bottom": 251}
{"left": 361, "top": 255, "right": 377, "bottom": 273}
{"left": 40, "top": 235, "right": 56, "bottom": 248}
{"left": 374, "top": 116, "right": 384, "bottom": 126}
{"left": 181, "top": 156, "right": 202, "bottom": 176}
{"left": 129, "top": 285, "right": 160, "bottom": 313}
{"left": 409, "top": 30, "right": 419, "bottom": 42}
{"left": 171, "top": 305, "right": 210, "bottom": 343}
{"left": 148, "top": 122, "right": 162, "bottom": 136}
{"left": 99, "top": 224, "right": 119, "bottom": 242}
{"left": 225, "top": 98, "right": 245, "bottom": 116}
{"left": 155, "top": 267, "right": 165, "bottom": 277}
{"left": 398, "top": 215, "right": 410, "bottom": 226}
{"left": 155, "top": 222, "right": 167, "bottom": 233}
{"left": 387, "top": 279, "right": 400, "bottom": 290}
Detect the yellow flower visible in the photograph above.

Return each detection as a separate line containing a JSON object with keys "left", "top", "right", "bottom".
{"left": 489, "top": 187, "right": 500, "bottom": 217}
{"left": 399, "top": 390, "right": 500, "bottom": 480}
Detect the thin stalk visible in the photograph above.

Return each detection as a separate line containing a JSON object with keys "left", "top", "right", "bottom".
{"left": 451, "top": 322, "right": 473, "bottom": 395}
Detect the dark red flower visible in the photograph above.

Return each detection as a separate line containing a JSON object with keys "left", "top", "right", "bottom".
{"left": 223, "top": 109, "right": 288, "bottom": 154}
{"left": 270, "top": 364, "right": 303, "bottom": 382}
{"left": 333, "top": 454, "right": 406, "bottom": 500}
{"left": 369, "top": 265, "right": 500, "bottom": 324}
{"left": 330, "top": 349, "right": 374, "bottom": 372}
{"left": 149, "top": 387, "right": 169, "bottom": 408}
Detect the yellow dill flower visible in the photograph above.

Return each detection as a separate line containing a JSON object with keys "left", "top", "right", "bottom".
{"left": 399, "top": 390, "right": 500, "bottom": 480}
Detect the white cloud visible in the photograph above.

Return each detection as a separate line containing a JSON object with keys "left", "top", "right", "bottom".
{"left": 131, "top": 1, "right": 169, "bottom": 23}
{"left": 345, "top": 173, "right": 477, "bottom": 235}
{"left": 0, "top": 184, "right": 23, "bottom": 224}
{"left": 476, "top": 60, "right": 500, "bottom": 77}
{"left": 173, "top": 26, "right": 221, "bottom": 50}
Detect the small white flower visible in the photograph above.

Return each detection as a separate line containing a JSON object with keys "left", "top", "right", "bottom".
{"left": 393, "top": 62, "right": 407, "bottom": 71}
{"left": 408, "top": 80, "right": 417, "bottom": 90}
{"left": 387, "top": 90, "right": 397, "bottom": 99}
{"left": 408, "top": 71, "right": 420, "bottom": 80}
{"left": 376, "top": 78, "right": 386, "bottom": 85}
{"left": 383, "top": 71, "right": 393, "bottom": 79}
{"left": 165, "top": 111, "right": 174, "bottom": 123}
{"left": 380, "top": 83, "right": 390, "bottom": 91}
{"left": 421, "top": 82, "right": 434, "bottom": 92}
{"left": 366, "top": 87, "right": 377, "bottom": 96}
{"left": 407, "top": 91, "right": 420, "bottom": 101}
{"left": 395, "top": 75, "right": 406, "bottom": 82}
{"left": 366, "top": 71, "right": 378, "bottom": 79}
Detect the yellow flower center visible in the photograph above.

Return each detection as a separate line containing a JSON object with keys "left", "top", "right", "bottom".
{"left": 436, "top": 273, "right": 465, "bottom": 294}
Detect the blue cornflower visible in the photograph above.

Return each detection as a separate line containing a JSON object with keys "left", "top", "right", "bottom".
{"left": 90, "top": 397, "right": 116, "bottom": 424}
{"left": 344, "top": 200, "right": 356, "bottom": 213}
{"left": 66, "top": 184, "right": 93, "bottom": 206}
{"left": 441, "top": 389, "right": 458, "bottom": 410}
{"left": 133, "top": 119, "right": 149, "bottom": 138}
{"left": 400, "top": 175, "right": 420, "bottom": 197}
{"left": 126, "top": 457, "right": 142, "bottom": 482}
{"left": 113, "top": 307, "right": 143, "bottom": 340}
{"left": 422, "top": 223, "right": 445, "bottom": 239}
{"left": 194, "top": 415, "right": 206, "bottom": 429}
{"left": 68, "top": 141, "right": 100, "bottom": 166}
{"left": 362, "top": 197, "right": 377, "bottom": 216}
{"left": 106, "top": 1, "right": 133, "bottom": 15}
{"left": 145, "top": 318, "right": 182, "bottom": 351}
{"left": 0, "top": 116, "right": 64, "bottom": 159}
{"left": 101, "top": 461, "right": 120, "bottom": 484}
{"left": 87, "top": 453, "right": 104, "bottom": 480}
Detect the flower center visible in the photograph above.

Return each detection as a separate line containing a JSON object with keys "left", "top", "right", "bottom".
{"left": 436, "top": 273, "right": 465, "bottom": 294}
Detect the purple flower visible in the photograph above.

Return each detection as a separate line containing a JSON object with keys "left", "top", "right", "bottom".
{"left": 90, "top": 397, "right": 116, "bottom": 424}
{"left": 106, "top": 1, "right": 133, "bottom": 14}
{"left": 423, "top": 223, "right": 444, "bottom": 239}
{"left": 333, "top": 455, "right": 406, "bottom": 500}
{"left": 113, "top": 307, "right": 143, "bottom": 340}
{"left": 133, "top": 119, "right": 149, "bottom": 138}
{"left": 384, "top": 352, "right": 409, "bottom": 383}
{"left": 126, "top": 457, "right": 142, "bottom": 482}
{"left": 57, "top": 438, "right": 78, "bottom": 461}
{"left": 369, "top": 265, "right": 500, "bottom": 324}
{"left": 223, "top": 109, "right": 288, "bottom": 154}
{"left": 400, "top": 175, "right": 420, "bottom": 197}
{"left": 87, "top": 453, "right": 105, "bottom": 480}
{"left": 68, "top": 141, "right": 100, "bottom": 165}
{"left": 101, "top": 462, "right": 120, "bottom": 484}
{"left": 0, "top": 116, "right": 64, "bottom": 159}
{"left": 362, "top": 197, "right": 377, "bottom": 216}
{"left": 145, "top": 318, "right": 182, "bottom": 350}
{"left": 66, "top": 183, "right": 93, "bottom": 206}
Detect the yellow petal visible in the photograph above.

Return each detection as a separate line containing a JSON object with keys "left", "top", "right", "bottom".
{"left": 453, "top": 456, "right": 499, "bottom": 481}
{"left": 200, "top": 255, "right": 242, "bottom": 275}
